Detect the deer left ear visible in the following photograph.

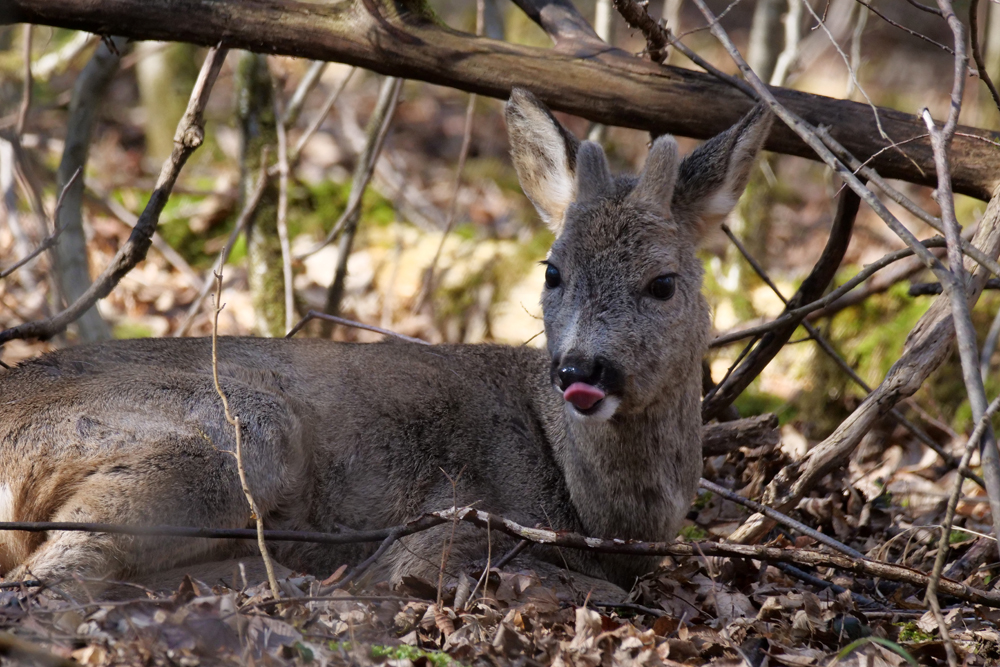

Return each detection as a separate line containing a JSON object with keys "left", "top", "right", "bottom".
{"left": 506, "top": 88, "right": 581, "bottom": 235}
{"left": 671, "top": 105, "right": 773, "bottom": 242}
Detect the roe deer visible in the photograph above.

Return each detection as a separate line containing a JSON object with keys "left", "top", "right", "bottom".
{"left": 0, "top": 90, "right": 771, "bottom": 595}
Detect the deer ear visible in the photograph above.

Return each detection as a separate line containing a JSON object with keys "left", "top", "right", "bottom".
{"left": 627, "top": 135, "right": 679, "bottom": 211}
{"left": 575, "top": 141, "right": 613, "bottom": 204}
{"left": 506, "top": 88, "right": 580, "bottom": 235}
{"left": 671, "top": 105, "right": 773, "bottom": 242}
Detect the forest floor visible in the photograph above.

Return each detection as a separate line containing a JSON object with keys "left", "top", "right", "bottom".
{"left": 3, "top": 2, "right": 1000, "bottom": 664}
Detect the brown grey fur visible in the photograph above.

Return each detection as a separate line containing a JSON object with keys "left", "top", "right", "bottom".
{"left": 0, "top": 90, "right": 771, "bottom": 595}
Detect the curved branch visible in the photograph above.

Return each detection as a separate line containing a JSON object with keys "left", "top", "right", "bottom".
{"left": 8, "top": 0, "right": 999, "bottom": 199}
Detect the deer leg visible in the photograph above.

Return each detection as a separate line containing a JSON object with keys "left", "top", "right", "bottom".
{"left": 11, "top": 439, "right": 252, "bottom": 594}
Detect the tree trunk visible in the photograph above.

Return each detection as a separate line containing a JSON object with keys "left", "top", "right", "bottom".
{"left": 53, "top": 36, "right": 131, "bottom": 343}
{"left": 236, "top": 51, "right": 286, "bottom": 338}
{"left": 747, "top": 0, "right": 784, "bottom": 84}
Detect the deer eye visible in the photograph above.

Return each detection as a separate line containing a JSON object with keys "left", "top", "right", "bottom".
{"left": 648, "top": 274, "right": 676, "bottom": 300}
{"left": 545, "top": 264, "right": 562, "bottom": 289}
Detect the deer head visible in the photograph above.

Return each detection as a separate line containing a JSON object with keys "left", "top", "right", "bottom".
{"left": 506, "top": 89, "right": 772, "bottom": 421}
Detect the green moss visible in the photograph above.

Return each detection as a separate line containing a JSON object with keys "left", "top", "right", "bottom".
{"left": 732, "top": 382, "right": 798, "bottom": 424}
{"left": 678, "top": 525, "right": 708, "bottom": 541}
{"left": 895, "top": 622, "right": 934, "bottom": 643}
{"left": 370, "top": 645, "right": 455, "bottom": 667}
{"left": 113, "top": 321, "right": 154, "bottom": 340}
{"left": 948, "top": 529, "right": 972, "bottom": 544}
{"left": 693, "top": 491, "right": 713, "bottom": 510}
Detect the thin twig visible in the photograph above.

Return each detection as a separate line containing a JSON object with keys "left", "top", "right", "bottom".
{"left": 802, "top": 0, "right": 889, "bottom": 142}
{"left": 285, "top": 309, "right": 430, "bottom": 344}
{"left": 0, "top": 168, "right": 81, "bottom": 280}
{"left": 711, "top": 239, "right": 948, "bottom": 347}
{"left": 0, "top": 45, "right": 228, "bottom": 346}
{"left": 774, "top": 562, "right": 880, "bottom": 608}
{"left": 16, "top": 25, "right": 32, "bottom": 136}
{"left": 699, "top": 479, "right": 864, "bottom": 559}
{"left": 298, "top": 76, "right": 401, "bottom": 261}
{"left": 290, "top": 68, "right": 356, "bottom": 164}
{"left": 273, "top": 79, "right": 296, "bottom": 334}
{"left": 321, "top": 76, "right": 403, "bottom": 326}
{"left": 5, "top": 509, "right": 1000, "bottom": 607}
{"left": 415, "top": 86, "right": 477, "bottom": 312}
{"left": 905, "top": 0, "right": 942, "bottom": 15}
{"left": 927, "top": 393, "right": 1000, "bottom": 660}
{"left": 910, "top": 279, "right": 1000, "bottom": 296}
{"left": 493, "top": 539, "right": 531, "bottom": 570}
{"left": 282, "top": 60, "right": 328, "bottom": 129}
{"left": 210, "top": 270, "right": 282, "bottom": 600}
{"left": 970, "top": 0, "right": 1000, "bottom": 116}
{"left": 851, "top": 0, "right": 953, "bottom": 53}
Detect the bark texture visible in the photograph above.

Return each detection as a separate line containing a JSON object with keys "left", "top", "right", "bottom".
{"left": 7, "top": 0, "right": 999, "bottom": 199}
{"left": 236, "top": 51, "right": 286, "bottom": 338}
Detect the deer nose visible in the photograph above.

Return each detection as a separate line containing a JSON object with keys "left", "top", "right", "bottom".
{"left": 555, "top": 356, "right": 603, "bottom": 391}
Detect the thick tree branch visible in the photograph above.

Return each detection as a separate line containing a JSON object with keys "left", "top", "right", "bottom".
{"left": 7, "top": 0, "right": 999, "bottom": 199}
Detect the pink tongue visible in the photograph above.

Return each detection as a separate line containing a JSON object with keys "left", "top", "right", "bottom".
{"left": 563, "top": 382, "right": 606, "bottom": 411}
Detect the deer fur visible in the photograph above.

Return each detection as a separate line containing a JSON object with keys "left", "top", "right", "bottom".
{"left": 0, "top": 90, "right": 771, "bottom": 595}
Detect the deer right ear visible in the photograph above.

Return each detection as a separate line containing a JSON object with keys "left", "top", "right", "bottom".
{"left": 671, "top": 105, "right": 773, "bottom": 242}
{"left": 506, "top": 88, "right": 580, "bottom": 235}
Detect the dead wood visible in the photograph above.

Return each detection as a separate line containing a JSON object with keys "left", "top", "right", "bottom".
{"left": 701, "top": 413, "right": 779, "bottom": 456}
{"left": 7, "top": 0, "right": 1000, "bottom": 200}
{"left": 731, "top": 181, "right": 1000, "bottom": 545}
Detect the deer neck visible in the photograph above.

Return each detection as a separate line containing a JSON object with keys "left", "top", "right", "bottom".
{"left": 542, "top": 377, "right": 703, "bottom": 543}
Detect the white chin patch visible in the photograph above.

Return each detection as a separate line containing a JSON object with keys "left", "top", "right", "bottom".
{"left": 569, "top": 396, "right": 621, "bottom": 422}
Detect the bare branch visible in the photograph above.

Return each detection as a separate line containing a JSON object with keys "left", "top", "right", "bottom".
{"left": 703, "top": 189, "right": 858, "bottom": 419}
{"left": 4, "top": 509, "right": 1000, "bottom": 607}
{"left": 286, "top": 309, "right": 430, "bottom": 345}
{"left": 699, "top": 479, "right": 864, "bottom": 559}
{"left": 9, "top": 0, "right": 999, "bottom": 199}
{"left": 970, "top": 0, "right": 1000, "bottom": 116}
{"left": 0, "top": 168, "right": 81, "bottom": 280}
{"left": 0, "top": 45, "right": 229, "bottom": 346}
{"left": 210, "top": 271, "right": 282, "bottom": 600}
